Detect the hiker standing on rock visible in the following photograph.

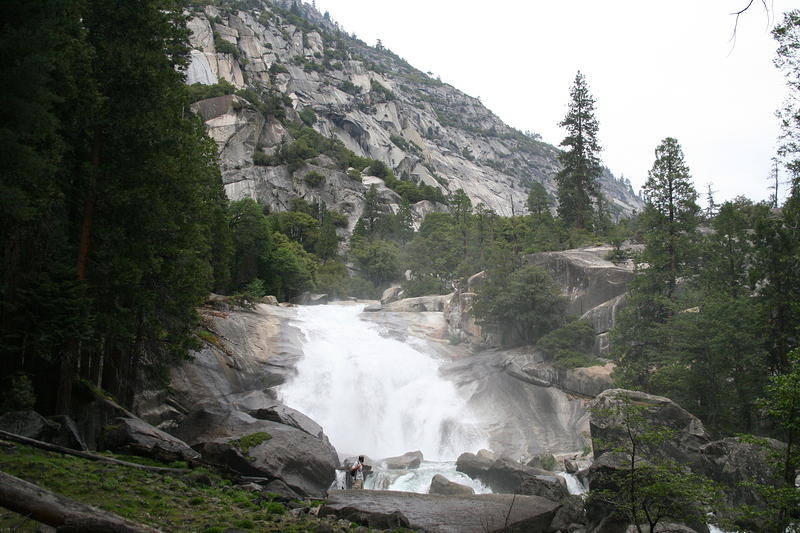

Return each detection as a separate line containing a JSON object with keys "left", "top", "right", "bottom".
{"left": 350, "top": 455, "right": 365, "bottom": 489}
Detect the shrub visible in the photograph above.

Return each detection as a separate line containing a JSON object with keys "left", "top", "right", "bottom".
{"left": 299, "top": 107, "right": 317, "bottom": 126}
{"left": 0, "top": 373, "right": 35, "bottom": 411}
{"left": 253, "top": 151, "right": 273, "bottom": 166}
{"left": 303, "top": 171, "right": 325, "bottom": 187}
{"left": 214, "top": 35, "right": 239, "bottom": 58}
{"left": 340, "top": 80, "right": 361, "bottom": 95}
{"left": 370, "top": 79, "right": 395, "bottom": 100}
{"left": 402, "top": 276, "right": 448, "bottom": 298}
{"left": 390, "top": 134, "right": 410, "bottom": 151}
{"left": 536, "top": 319, "right": 598, "bottom": 368}
{"left": 269, "top": 62, "right": 289, "bottom": 75}
{"left": 185, "top": 80, "right": 236, "bottom": 103}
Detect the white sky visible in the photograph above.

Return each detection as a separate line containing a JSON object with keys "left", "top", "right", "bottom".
{"left": 311, "top": 0, "right": 798, "bottom": 204}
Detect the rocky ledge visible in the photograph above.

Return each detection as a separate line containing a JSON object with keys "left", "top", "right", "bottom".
{"left": 320, "top": 489, "right": 560, "bottom": 533}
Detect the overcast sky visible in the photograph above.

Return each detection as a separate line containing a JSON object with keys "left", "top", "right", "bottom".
{"left": 311, "top": 0, "right": 797, "bottom": 204}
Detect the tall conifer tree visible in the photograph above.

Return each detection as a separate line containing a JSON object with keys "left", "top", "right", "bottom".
{"left": 556, "top": 71, "right": 602, "bottom": 230}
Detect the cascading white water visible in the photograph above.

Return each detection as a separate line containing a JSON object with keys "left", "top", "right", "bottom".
{"left": 278, "top": 304, "right": 487, "bottom": 462}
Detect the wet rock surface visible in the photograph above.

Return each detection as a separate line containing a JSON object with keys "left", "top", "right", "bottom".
{"left": 429, "top": 474, "right": 475, "bottom": 496}
{"left": 321, "top": 489, "right": 560, "bottom": 533}
{"left": 102, "top": 416, "right": 200, "bottom": 463}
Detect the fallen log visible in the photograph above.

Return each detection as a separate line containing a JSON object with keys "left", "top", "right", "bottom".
{"left": 0, "top": 470, "right": 162, "bottom": 532}
{"left": 0, "top": 430, "right": 190, "bottom": 474}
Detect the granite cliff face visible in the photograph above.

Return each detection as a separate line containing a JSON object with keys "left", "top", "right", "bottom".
{"left": 184, "top": 1, "right": 642, "bottom": 230}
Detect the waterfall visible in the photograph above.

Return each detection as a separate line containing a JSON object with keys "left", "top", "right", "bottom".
{"left": 278, "top": 303, "right": 487, "bottom": 462}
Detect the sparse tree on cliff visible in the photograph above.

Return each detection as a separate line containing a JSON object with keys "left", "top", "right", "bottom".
{"left": 556, "top": 71, "right": 603, "bottom": 230}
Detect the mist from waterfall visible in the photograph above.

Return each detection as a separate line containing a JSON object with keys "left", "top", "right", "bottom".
{"left": 278, "top": 304, "right": 487, "bottom": 461}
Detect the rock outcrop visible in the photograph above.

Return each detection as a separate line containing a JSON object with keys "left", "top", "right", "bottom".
{"left": 175, "top": 405, "right": 338, "bottom": 497}
{"left": 102, "top": 417, "right": 200, "bottom": 463}
{"left": 380, "top": 450, "right": 423, "bottom": 469}
{"left": 429, "top": 474, "right": 475, "bottom": 496}
{"left": 585, "top": 389, "right": 788, "bottom": 532}
{"left": 589, "top": 389, "right": 711, "bottom": 468}
{"left": 320, "top": 489, "right": 560, "bottom": 533}
{"left": 184, "top": 2, "right": 642, "bottom": 236}
{"left": 456, "top": 453, "right": 568, "bottom": 501}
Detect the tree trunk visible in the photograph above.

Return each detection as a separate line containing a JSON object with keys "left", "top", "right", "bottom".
{"left": 0, "top": 470, "right": 163, "bottom": 532}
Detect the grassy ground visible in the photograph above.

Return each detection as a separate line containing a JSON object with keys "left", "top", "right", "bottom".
{"left": 0, "top": 440, "right": 398, "bottom": 533}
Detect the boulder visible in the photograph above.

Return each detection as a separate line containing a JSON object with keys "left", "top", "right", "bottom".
{"left": 384, "top": 294, "right": 451, "bottom": 312}
{"left": 47, "top": 415, "right": 89, "bottom": 451}
{"left": 458, "top": 455, "right": 568, "bottom": 501}
{"left": 292, "top": 292, "right": 329, "bottom": 305}
{"left": 101, "top": 416, "right": 200, "bottom": 463}
{"left": 548, "top": 494, "right": 587, "bottom": 532}
{"left": 699, "top": 436, "right": 787, "bottom": 529}
{"left": 363, "top": 303, "right": 382, "bottom": 312}
{"left": 589, "top": 389, "right": 711, "bottom": 468}
{"left": 175, "top": 406, "right": 338, "bottom": 497}
{"left": 455, "top": 450, "right": 495, "bottom": 479}
{"left": 429, "top": 474, "right": 474, "bottom": 496}
{"left": 381, "top": 450, "right": 423, "bottom": 469}
{"left": 242, "top": 398, "right": 327, "bottom": 441}
{"left": 0, "top": 410, "right": 59, "bottom": 441}
{"left": 380, "top": 286, "right": 403, "bottom": 304}
{"left": 526, "top": 247, "right": 634, "bottom": 317}
{"left": 260, "top": 295, "right": 279, "bottom": 305}
{"left": 320, "top": 490, "right": 560, "bottom": 533}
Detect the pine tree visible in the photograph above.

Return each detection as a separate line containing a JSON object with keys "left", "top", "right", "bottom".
{"left": 555, "top": 71, "right": 602, "bottom": 230}
{"left": 640, "top": 137, "right": 699, "bottom": 296}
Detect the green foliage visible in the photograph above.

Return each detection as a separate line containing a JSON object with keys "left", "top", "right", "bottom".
{"left": 0, "top": 373, "right": 36, "bottom": 411}
{"left": 228, "top": 199, "right": 272, "bottom": 290}
{"left": 0, "top": 441, "right": 332, "bottom": 532}
{"left": 556, "top": 71, "right": 602, "bottom": 230}
{"left": 752, "top": 349, "right": 800, "bottom": 531}
{"left": 526, "top": 182, "right": 551, "bottom": 216}
{"left": 264, "top": 232, "right": 315, "bottom": 301}
{"left": 473, "top": 264, "right": 567, "bottom": 346}
{"left": 303, "top": 170, "right": 325, "bottom": 187}
{"left": 351, "top": 239, "right": 400, "bottom": 286}
{"left": 230, "top": 279, "right": 266, "bottom": 310}
{"left": 268, "top": 62, "right": 289, "bottom": 75}
{"left": 235, "top": 431, "right": 272, "bottom": 455}
{"left": 370, "top": 79, "right": 395, "bottom": 100}
{"left": 213, "top": 35, "right": 239, "bottom": 58}
{"left": 402, "top": 277, "right": 449, "bottom": 298}
{"left": 537, "top": 320, "right": 599, "bottom": 369}
{"left": 340, "top": 80, "right": 362, "bottom": 95}
{"left": 298, "top": 107, "right": 316, "bottom": 126}
{"left": 185, "top": 80, "right": 236, "bottom": 103}
{"left": 252, "top": 150, "right": 273, "bottom": 166}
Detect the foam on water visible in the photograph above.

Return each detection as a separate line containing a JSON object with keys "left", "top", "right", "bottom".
{"left": 366, "top": 461, "right": 492, "bottom": 494}
{"left": 278, "top": 304, "right": 487, "bottom": 461}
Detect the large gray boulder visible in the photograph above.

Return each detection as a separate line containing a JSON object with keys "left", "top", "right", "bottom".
{"left": 175, "top": 405, "right": 338, "bottom": 497}
{"left": 429, "top": 474, "right": 475, "bottom": 496}
{"left": 699, "top": 436, "right": 787, "bottom": 529}
{"left": 101, "top": 416, "right": 200, "bottom": 463}
{"left": 381, "top": 450, "right": 423, "bottom": 469}
{"left": 384, "top": 294, "right": 452, "bottom": 312}
{"left": 0, "top": 410, "right": 59, "bottom": 440}
{"left": 457, "top": 454, "right": 568, "bottom": 501}
{"left": 589, "top": 389, "right": 711, "bottom": 468}
{"left": 527, "top": 247, "right": 634, "bottom": 318}
{"left": 0, "top": 410, "right": 87, "bottom": 451}
{"left": 320, "top": 490, "right": 560, "bottom": 533}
